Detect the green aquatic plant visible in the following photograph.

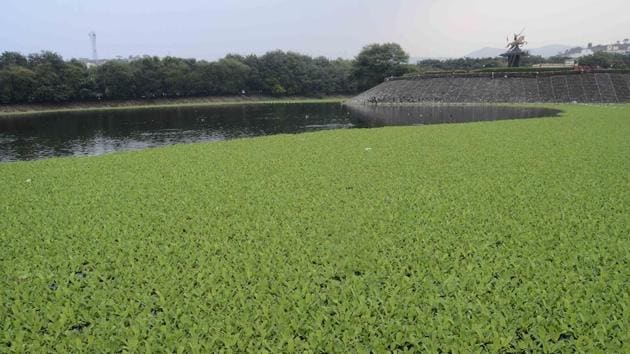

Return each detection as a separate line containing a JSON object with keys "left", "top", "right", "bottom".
{"left": 0, "top": 104, "right": 628, "bottom": 352}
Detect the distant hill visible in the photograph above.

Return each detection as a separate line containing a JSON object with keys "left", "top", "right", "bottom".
{"left": 466, "top": 44, "right": 573, "bottom": 58}
{"left": 464, "top": 47, "right": 505, "bottom": 59}
{"left": 530, "top": 45, "right": 575, "bottom": 57}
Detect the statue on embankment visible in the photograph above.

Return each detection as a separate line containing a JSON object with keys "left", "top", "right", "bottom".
{"left": 347, "top": 29, "right": 630, "bottom": 104}
{"left": 501, "top": 31, "right": 528, "bottom": 67}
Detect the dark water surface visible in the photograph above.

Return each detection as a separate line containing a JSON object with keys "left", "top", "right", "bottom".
{"left": 0, "top": 103, "right": 561, "bottom": 162}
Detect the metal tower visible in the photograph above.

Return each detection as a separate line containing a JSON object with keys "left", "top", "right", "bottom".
{"left": 88, "top": 31, "right": 98, "bottom": 60}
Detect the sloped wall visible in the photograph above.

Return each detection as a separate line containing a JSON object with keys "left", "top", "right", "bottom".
{"left": 349, "top": 72, "right": 630, "bottom": 104}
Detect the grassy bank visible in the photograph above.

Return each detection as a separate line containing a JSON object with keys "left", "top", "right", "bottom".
{"left": 0, "top": 95, "right": 350, "bottom": 117}
{"left": 1, "top": 105, "right": 628, "bottom": 352}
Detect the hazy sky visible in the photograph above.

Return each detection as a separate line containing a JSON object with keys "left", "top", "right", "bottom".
{"left": 1, "top": 0, "right": 628, "bottom": 60}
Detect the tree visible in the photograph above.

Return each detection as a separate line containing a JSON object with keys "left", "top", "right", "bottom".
{"left": 131, "top": 56, "right": 163, "bottom": 98}
{"left": 188, "top": 60, "right": 213, "bottom": 96}
{"left": 256, "top": 51, "right": 309, "bottom": 96}
{"left": 0, "top": 65, "right": 36, "bottom": 103}
{"left": 27, "top": 51, "right": 72, "bottom": 102}
{"left": 160, "top": 56, "right": 193, "bottom": 96}
{"left": 241, "top": 55, "right": 265, "bottom": 94}
{"left": 0, "top": 52, "right": 28, "bottom": 69}
{"left": 352, "top": 43, "right": 411, "bottom": 90}
{"left": 208, "top": 58, "right": 251, "bottom": 95}
{"left": 95, "top": 61, "right": 136, "bottom": 99}
{"left": 63, "top": 59, "right": 90, "bottom": 100}
{"left": 579, "top": 52, "right": 629, "bottom": 69}
{"left": 329, "top": 58, "right": 358, "bottom": 93}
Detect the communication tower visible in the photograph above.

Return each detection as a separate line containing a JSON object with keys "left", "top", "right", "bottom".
{"left": 88, "top": 31, "right": 98, "bottom": 60}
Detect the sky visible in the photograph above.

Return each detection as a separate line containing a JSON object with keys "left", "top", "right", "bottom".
{"left": 1, "top": 0, "right": 629, "bottom": 60}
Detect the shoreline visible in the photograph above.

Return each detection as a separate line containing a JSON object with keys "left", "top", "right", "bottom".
{"left": 0, "top": 95, "right": 350, "bottom": 117}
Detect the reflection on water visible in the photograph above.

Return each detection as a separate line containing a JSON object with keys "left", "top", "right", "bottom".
{"left": 346, "top": 104, "right": 562, "bottom": 127}
{"left": 0, "top": 103, "right": 561, "bottom": 162}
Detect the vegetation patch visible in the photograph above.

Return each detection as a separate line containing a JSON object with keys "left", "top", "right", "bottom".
{"left": 0, "top": 105, "right": 628, "bottom": 352}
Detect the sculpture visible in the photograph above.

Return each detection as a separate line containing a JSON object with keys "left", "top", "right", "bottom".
{"left": 501, "top": 31, "right": 528, "bottom": 67}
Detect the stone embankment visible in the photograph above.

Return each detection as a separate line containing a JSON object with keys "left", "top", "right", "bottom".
{"left": 349, "top": 70, "right": 630, "bottom": 104}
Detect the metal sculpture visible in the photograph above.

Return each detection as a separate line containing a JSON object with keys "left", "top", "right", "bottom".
{"left": 501, "top": 30, "right": 528, "bottom": 67}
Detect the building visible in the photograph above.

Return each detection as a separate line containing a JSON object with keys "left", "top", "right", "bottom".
{"left": 78, "top": 58, "right": 110, "bottom": 68}
{"left": 561, "top": 39, "right": 630, "bottom": 58}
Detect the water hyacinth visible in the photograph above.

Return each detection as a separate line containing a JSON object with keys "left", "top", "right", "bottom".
{"left": 0, "top": 104, "right": 628, "bottom": 352}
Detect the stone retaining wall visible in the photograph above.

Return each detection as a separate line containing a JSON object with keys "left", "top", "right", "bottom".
{"left": 349, "top": 72, "right": 630, "bottom": 104}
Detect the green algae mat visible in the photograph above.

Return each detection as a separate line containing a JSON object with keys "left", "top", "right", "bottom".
{"left": 1, "top": 105, "right": 628, "bottom": 352}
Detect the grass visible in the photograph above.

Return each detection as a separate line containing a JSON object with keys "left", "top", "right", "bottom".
{"left": 0, "top": 95, "right": 349, "bottom": 117}
{"left": 1, "top": 104, "right": 628, "bottom": 352}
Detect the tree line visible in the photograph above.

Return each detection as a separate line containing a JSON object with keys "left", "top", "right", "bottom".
{"left": 577, "top": 52, "right": 630, "bottom": 69}
{"left": 0, "top": 43, "right": 411, "bottom": 105}
{"left": 2, "top": 44, "right": 627, "bottom": 105}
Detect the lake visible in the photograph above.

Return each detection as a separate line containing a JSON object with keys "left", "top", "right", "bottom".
{"left": 0, "top": 103, "right": 561, "bottom": 162}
